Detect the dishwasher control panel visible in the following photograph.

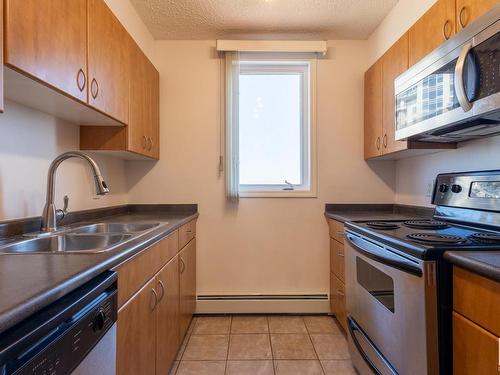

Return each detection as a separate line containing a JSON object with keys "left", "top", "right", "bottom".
{"left": 14, "top": 292, "right": 117, "bottom": 375}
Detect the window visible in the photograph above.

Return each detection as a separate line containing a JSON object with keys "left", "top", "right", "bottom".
{"left": 237, "top": 59, "right": 316, "bottom": 197}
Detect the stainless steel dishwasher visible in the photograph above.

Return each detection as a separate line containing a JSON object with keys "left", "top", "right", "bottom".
{"left": 0, "top": 271, "right": 117, "bottom": 375}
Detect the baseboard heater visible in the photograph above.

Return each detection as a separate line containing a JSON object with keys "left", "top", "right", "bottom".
{"left": 196, "top": 294, "right": 330, "bottom": 314}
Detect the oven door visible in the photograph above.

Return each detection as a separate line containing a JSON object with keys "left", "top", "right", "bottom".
{"left": 344, "top": 231, "right": 438, "bottom": 375}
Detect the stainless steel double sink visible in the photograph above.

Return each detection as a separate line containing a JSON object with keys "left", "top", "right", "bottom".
{"left": 0, "top": 222, "right": 162, "bottom": 254}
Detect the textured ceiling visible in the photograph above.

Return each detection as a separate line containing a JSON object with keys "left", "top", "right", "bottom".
{"left": 130, "top": 0, "right": 399, "bottom": 40}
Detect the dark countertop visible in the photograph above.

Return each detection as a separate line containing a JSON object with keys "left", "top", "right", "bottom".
{"left": 444, "top": 251, "right": 500, "bottom": 282}
{"left": 0, "top": 205, "right": 198, "bottom": 334}
{"left": 324, "top": 203, "right": 433, "bottom": 222}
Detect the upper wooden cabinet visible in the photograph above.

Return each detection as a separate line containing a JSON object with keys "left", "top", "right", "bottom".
{"left": 4, "top": 0, "right": 159, "bottom": 157}
{"left": 4, "top": 0, "right": 88, "bottom": 103}
{"left": 382, "top": 33, "right": 409, "bottom": 155}
{"left": 128, "top": 39, "right": 160, "bottom": 158}
{"left": 80, "top": 36, "right": 160, "bottom": 159}
{"left": 87, "top": 0, "right": 129, "bottom": 124}
{"left": 361, "top": 0, "right": 499, "bottom": 159}
{"left": 409, "top": 0, "right": 456, "bottom": 67}
{"left": 456, "top": 0, "right": 498, "bottom": 30}
{"left": 364, "top": 60, "right": 383, "bottom": 159}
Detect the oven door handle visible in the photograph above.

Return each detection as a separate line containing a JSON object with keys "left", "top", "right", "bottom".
{"left": 348, "top": 317, "right": 399, "bottom": 375}
{"left": 345, "top": 233, "right": 423, "bottom": 277}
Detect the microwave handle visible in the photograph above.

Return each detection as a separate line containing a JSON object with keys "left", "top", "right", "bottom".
{"left": 345, "top": 232, "right": 423, "bottom": 277}
{"left": 454, "top": 42, "right": 474, "bottom": 112}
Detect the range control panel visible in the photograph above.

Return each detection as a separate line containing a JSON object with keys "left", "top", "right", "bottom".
{"left": 13, "top": 293, "right": 116, "bottom": 375}
{"left": 433, "top": 171, "right": 500, "bottom": 212}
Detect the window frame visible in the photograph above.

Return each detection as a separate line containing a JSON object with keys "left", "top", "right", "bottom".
{"left": 236, "top": 57, "right": 317, "bottom": 198}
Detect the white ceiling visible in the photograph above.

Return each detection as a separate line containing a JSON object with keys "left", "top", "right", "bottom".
{"left": 130, "top": 0, "right": 399, "bottom": 40}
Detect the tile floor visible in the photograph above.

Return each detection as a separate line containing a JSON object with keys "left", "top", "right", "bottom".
{"left": 170, "top": 315, "right": 356, "bottom": 375}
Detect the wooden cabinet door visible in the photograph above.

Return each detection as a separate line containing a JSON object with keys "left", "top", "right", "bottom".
{"left": 364, "top": 60, "right": 383, "bottom": 159}
{"left": 382, "top": 33, "right": 409, "bottom": 155}
{"left": 456, "top": 0, "right": 498, "bottom": 30}
{"left": 331, "top": 274, "right": 347, "bottom": 332}
{"left": 128, "top": 38, "right": 150, "bottom": 155}
{"left": 5, "top": 0, "right": 87, "bottom": 102}
{"left": 117, "top": 277, "right": 157, "bottom": 375}
{"left": 409, "top": 0, "right": 456, "bottom": 66}
{"left": 453, "top": 312, "right": 499, "bottom": 375}
{"left": 179, "top": 239, "right": 196, "bottom": 340}
{"left": 330, "top": 238, "right": 345, "bottom": 283}
{"left": 128, "top": 38, "right": 160, "bottom": 158}
{"left": 156, "top": 257, "right": 180, "bottom": 375}
{"left": 88, "top": 0, "right": 129, "bottom": 124}
{"left": 148, "top": 62, "right": 160, "bottom": 159}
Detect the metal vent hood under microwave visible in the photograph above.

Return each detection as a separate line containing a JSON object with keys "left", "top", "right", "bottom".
{"left": 394, "top": 5, "right": 500, "bottom": 143}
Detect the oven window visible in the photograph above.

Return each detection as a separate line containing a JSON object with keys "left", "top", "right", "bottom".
{"left": 356, "top": 257, "right": 395, "bottom": 313}
{"left": 396, "top": 58, "right": 459, "bottom": 130}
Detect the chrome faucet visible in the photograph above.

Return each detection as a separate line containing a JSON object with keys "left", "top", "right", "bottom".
{"left": 41, "top": 151, "right": 109, "bottom": 232}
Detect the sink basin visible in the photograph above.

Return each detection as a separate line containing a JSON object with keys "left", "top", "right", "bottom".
{"left": 0, "top": 234, "right": 132, "bottom": 254}
{"left": 69, "top": 222, "right": 161, "bottom": 234}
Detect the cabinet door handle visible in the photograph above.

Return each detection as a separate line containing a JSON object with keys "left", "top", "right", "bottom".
{"left": 76, "top": 69, "right": 86, "bottom": 92}
{"left": 337, "top": 252, "right": 345, "bottom": 257}
{"left": 180, "top": 257, "right": 186, "bottom": 274}
{"left": 91, "top": 78, "right": 99, "bottom": 99}
{"left": 147, "top": 137, "right": 153, "bottom": 151}
{"left": 376, "top": 137, "right": 381, "bottom": 150}
{"left": 337, "top": 290, "right": 345, "bottom": 297}
{"left": 157, "top": 280, "right": 165, "bottom": 302}
{"left": 442, "top": 19, "right": 452, "bottom": 40}
{"left": 383, "top": 134, "right": 388, "bottom": 148}
{"left": 150, "top": 288, "right": 158, "bottom": 311}
{"left": 142, "top": 135, "right": 147, "bottom": 150}
{"left": 458, "top": 6, "right": 467, "bottom": 29}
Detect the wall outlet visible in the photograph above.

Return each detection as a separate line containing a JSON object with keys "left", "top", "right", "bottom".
{"left": 425, "top": 179, "right": 436, "bottom": 198}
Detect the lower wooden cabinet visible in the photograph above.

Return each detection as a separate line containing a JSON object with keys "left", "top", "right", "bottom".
{"left": 452, "top": 266, "right": 500, "bottom": 375}
{"left": 116, "top": 219, "right": 197, "bottom": 375}
{"left": 156, "top": 257, "right": 180, "bottom": 375}
{"left": 117, "top": 277, "right": 157, "bottom": 375}
{"left": 328, "top": 219, "right": 347, "bottom": 332}
{"left": 330, "top": 273, "right": 347, "bottom": 332}
{"left": 330, "top": 238, "right": 345, "bottom": 282}
{"left": 179, "top": 238, "right": 197, "bottom": 339}
{"left": 453, "top": 312, "right": 499, "bottom": 375}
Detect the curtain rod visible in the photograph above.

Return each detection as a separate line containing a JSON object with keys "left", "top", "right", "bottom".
{"left": 216, "top": 40, "right": 327, "bottom": 55}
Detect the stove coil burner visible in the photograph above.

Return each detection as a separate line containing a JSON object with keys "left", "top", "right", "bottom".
{"left": 407, "top": 233, "right": 466, "bottom": 245}
{"left": 470, "top": 232, "right": 500, "bottom": 244}
{"left": 404, "top": 220, "right": 450, "bottom": 230}
{"left": 366, "top": 222, "right": 401, "bottom": 230}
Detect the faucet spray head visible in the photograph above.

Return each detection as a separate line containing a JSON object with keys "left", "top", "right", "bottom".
{"left": 94, "top": 174, "right": 110, "bottom": 195}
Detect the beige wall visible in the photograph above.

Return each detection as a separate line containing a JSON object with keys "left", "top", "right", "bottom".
{"left": 127, "top": 40, "right": 396, "bottom": 296}
{"left": 367, "top": 0, "right": 500, "bottom": 207}
{"left": 0, "top": 101, "right": 129, "bottom": 220}
{"left": 367, "top": 0, "right": 437, "bottom": 64}
{"left": 0, "top": 0, "right": 155, "bottom": 221}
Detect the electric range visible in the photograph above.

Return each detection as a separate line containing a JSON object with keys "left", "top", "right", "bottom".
{"left": 343, "top": 170, "right": 500, "bottom": 375}
{"left": 348, "top": 218, "right": 500, "bottom": 260}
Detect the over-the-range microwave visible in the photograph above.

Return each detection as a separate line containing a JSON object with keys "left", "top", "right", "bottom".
{"left": 394, "top": 5, "right": 500, "bottom": 143}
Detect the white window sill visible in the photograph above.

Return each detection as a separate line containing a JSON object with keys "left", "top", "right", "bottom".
{"left": 239, "top": 190, "right": 317, "bottom": 198}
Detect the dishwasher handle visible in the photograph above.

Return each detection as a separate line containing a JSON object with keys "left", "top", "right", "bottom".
{"left": 345, "top": 232, "right": 423, "bottom": 277}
